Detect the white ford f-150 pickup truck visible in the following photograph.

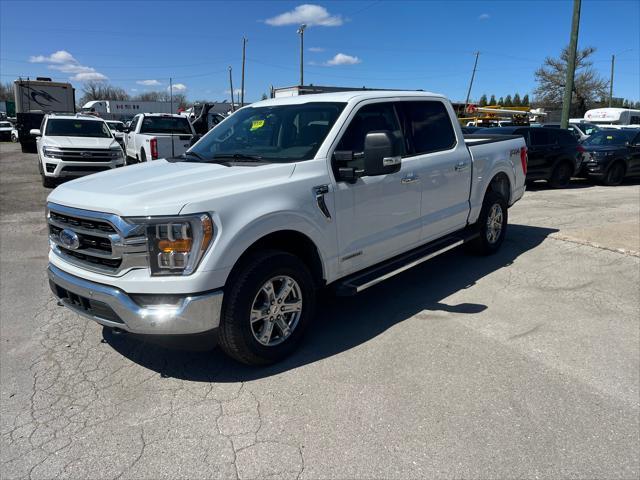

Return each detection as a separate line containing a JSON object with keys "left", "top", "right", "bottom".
{"left": 47, "top": 91, "right": 527, "bottom": 365}
{"left": 124, "top": 113, "right": 195, "bottom": 163}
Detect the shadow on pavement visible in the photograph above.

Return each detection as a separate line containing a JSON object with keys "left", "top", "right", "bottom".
{"left": 103, "top": 224, "right": 558, "bottom": 382}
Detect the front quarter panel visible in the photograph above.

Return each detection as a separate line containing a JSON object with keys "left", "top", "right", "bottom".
{"left": 180, "top": 159, "right": 339, "bottom": 286}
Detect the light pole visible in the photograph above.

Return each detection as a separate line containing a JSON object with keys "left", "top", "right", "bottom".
{"left": 228, "top": 66, "right": 235, "bottom": 112}
{"left": 560, "top": 0, "right": 581, "bottom": 129}
{"left": 297, "top": 24, "right": 306, "bottom": 86}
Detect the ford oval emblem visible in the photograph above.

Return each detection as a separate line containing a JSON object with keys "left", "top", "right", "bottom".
{"left": 59, "top": 228, "right": 80, "bottom": 250}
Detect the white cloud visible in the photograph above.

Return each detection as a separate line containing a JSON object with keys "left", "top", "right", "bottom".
{"left": 29, "top": 50, "right": 107, "bottom": 82}
{"left": 308, "top": 47, "right": 325, "bottom": 52}
{"left": 131, "top": 88, "right": 138, "bottom": 92}
{"left": 265, "top": 4, "right": 343, "bottom": 27}
{"left": 29, "top": 50, "right": 76, "bottom": 64}
{"left": 168, "top": 83, "right": 187, "bottom": 92}
{"left": 478, "top": 13, "right": 490, "bottom": 20}
{"left": 70, "top": 72, "right": 108, "bottom": 81}
{"left": 136, "top": 79, "right": 162, "bottom": 86}
{"left": 324, "top": 53, "right": 361, "bottom": 66}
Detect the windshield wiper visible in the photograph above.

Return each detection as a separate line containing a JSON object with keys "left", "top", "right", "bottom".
{"left": 183, "top": 150, "right": 209, "bottom": 162}
{"left": 212, "top": 153, "right": 265, "bottom": 162}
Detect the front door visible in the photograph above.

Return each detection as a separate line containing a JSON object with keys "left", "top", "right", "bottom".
{"left": 331, "top": 101, "right": 422, "bottom": 275}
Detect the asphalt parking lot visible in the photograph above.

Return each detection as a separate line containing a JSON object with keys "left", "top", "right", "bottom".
{"left": 1, "top": 140, "right": 638, "bottom": 479}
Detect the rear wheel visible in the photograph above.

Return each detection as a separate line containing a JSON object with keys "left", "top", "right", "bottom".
{"left": 140, "top": 150, "right": 147, "bottom": 163}
{"left": 602, "top": 161, "right": 626, "bottom": 186}
{"left": 549, "top": 161, "right": 573, "bottom": 188}
{"left": 218, "top": 251, "right": 316, "bottom": 365}
{"left": 11, "top": 133, "right": 18, "bottom": 143}
{"left": 468, "top": 191, "right": 508, "bottom": 256}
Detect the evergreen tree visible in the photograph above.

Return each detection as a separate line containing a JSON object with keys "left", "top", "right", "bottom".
{"left": 489, "top": 94, "right": 497, "bottom": 105}
{"left": 623, "top": 99, "right": 630, "bottom": 108}
{"left": 513, "top": 93, "right": 522, "bottom": 106}
{"left": 522, "top": 94, "right": 530, "bottom": 106}
{"left": 479, "top": 94, "right": 488, "bottom": 107}
{"left": 498, "top": 96, "right": 504, "bottom": 106}
{"left": 504, "top": 94, "right": 513, "bottom": 106}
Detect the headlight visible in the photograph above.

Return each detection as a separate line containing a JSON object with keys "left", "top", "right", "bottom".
{"left": 43, "top": 146, "right": 63, "bottom": 158}
{"left": 129, "top": 214, "right": 214, "bottom": 276}
{"left": 109, "top": 146, "right": 124, "bottom": 158}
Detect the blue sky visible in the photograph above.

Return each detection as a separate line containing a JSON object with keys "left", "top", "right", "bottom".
{"left": 1, "top": 0, "right": 638, "bottom": 103}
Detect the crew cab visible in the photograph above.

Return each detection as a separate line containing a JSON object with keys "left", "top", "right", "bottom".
{"left": 124, "top": 113, "right": 195, "bottom": 163}
{"left": 480, "top": 126, "right": 583, "bottom": 188}
{"left": 46, "top": 91, "right": 526, "bottom": 365}
{"left": 33, "top": 114, "right": 125, "bottom": 188}
{"left": 579, "top": 129, "right": 640, "bottom": 185}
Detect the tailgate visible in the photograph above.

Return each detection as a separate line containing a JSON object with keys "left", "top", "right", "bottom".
{"left": 155, "top": 134, "right": 192, "bottom": 158}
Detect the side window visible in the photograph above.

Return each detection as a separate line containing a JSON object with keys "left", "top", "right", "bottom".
{"left": 529, "top": 128, "right": 551, "bottom": 146}
{"left": 630, "top": 116, "right": 640, "bottom": 124}
{"left": 399, "top": 101, "right": 456, "bottom": 155}
{"left": 336, "top": 102, "right": 404, "bottom": 169}
{"left": 559, "top": 130, "right": 578, "bottom": 144}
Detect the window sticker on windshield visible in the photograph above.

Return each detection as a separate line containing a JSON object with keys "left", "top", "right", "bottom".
{"left": 250, "top": 119, "right": 265, "bottom": 131}
{"left": 606, "top": 135, "right": 613, "bottom": 140}
{"left": 74, "top": 123, "right": 82, "bottom": 128}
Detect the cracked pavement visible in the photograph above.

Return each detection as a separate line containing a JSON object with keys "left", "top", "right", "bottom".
{"left": 1, "top": 142, "right": 639, "bottom": 479}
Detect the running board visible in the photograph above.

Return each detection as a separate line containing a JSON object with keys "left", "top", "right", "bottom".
{"left": 335, "top": 229, "right": 479, "bottom": 296}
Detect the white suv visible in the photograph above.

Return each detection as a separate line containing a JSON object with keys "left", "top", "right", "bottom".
{"left": 33, "top": 114, "right": 125, "bottom": 188}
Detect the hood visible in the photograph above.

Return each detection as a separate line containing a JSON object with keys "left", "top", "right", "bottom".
{"left": 47, "top": 159, "right": 296, "bottom": 216}
{"left": 582, "top": 145, "right": 626, "bottom": 153}
{"left": 45, "top": 136, "right": 118, "bottom": 149}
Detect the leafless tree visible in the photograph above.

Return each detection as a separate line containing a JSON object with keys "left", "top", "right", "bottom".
{"left": 0, "top": 81, "right": 13, "bottom": 101}
{"left": 534, "top": 46, "right": 608, "bottom": 116}
{"left": 79, "top": 81, "right": 130, "bottom": 105}
{"left": 132, "top": 91, "right": 188, "bottom": 109}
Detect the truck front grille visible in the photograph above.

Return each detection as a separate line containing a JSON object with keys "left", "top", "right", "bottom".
{"left": 51, "top": 147, "right": 117, "bottom": 162}
{"left": 47, "top": 203, "right": 148, "bottom": 276}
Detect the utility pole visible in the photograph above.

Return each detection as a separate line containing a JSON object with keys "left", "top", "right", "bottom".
{"left": 464, "top": 51, "right": 480, "bottom": 110}
{"left": 561, "top": 0, "right": 581, "bottom": 129}
{"left": 228, "top": 66, "right": 235, "bottom": 112}
{"left": 169, "top": 77, "right": 174, "bottom": 158}
{"left": 608, "top": 54, "right": 615, "bottom": 108}
{"left": 241, "top": 36, "right": 247, "bottom": 107}
{"left": 297, "top": 24, "right": 306, "bottom": 86}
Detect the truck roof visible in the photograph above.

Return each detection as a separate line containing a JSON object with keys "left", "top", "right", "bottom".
{"left": 252, "top": 90, "right": 446, "bottom": 107}
{"left": 46, "top": 113, "right": 105, "bottom": 121}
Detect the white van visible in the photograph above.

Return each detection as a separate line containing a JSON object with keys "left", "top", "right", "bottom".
{"left": 583, "top": 108, "right": 640, "bottom": 127}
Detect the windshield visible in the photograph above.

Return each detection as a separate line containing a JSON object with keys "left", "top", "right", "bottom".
{"left": 45, "top": 119, "right": 112, "bottom": 138}
{"left": 140, "top": 116, "right": 192, "bottom": 135}
{"left": 578, "top": 123, "right": 600, "bottom": 136}
{"left": 582, "top": 130, "right": 637, "bottom": 146}
{"left": 188, "top": 102, "right": 346, "bottom": 163}
{"left": 107, "top": 122, "right": 124, "bottom": 132}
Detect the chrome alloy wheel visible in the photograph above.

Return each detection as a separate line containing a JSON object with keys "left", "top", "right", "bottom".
{"left": 250, "top": 275, "right": 303, "bottom": 347}
{"left": 486, "top": 203, "right": 503, "bottom": 244}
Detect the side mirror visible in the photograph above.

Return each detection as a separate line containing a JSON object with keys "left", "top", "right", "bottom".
{"left": 30, "top": 129, "right": 41, "bottom": 136}
{"left": 363, "top": 130, "right": 401, "bottom": 176}
{"left": 190, "top": 134, "right": 203, "bottom": 146}
{"left": 123, "top": 127, "right": 130, "bottom": 133}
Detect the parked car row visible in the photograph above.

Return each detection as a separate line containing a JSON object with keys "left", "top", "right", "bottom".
{"left": 465, "top": 123, "right": 640, "bottom": 187}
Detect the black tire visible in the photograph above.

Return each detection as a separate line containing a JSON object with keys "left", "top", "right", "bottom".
{"left": 126, "top": 155, "right": 136, "bottom": 165}
{"left": 218, "top": 250, "right": 316, "bottom": 365}
{"left": 41, "top": 174, "right": 56, "bottom": 188}
{"left": 140, "top": 150, "right": 146, "bottom": 163}
{"left": 468, "top": 190, "right": 508, "bottom": 256}
{"left": 20, "top": 141, "right": 37, "bottom": 153}
{"left": 548, "top": 161, "right": 573, "bottom": 188}
{"left": 11, "top": 133, "right": 18, "bottom": 143}
{"left": 602, "top": 161, "right": 626, "bottom": 186}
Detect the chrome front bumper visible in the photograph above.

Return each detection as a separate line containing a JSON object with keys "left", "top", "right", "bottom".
{"left": 48, "top": 264, "right": 223, "bottom": 335}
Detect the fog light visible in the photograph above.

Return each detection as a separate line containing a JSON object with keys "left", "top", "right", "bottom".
{"left": 45, "top": 163, "right": 56, "bottom": 173}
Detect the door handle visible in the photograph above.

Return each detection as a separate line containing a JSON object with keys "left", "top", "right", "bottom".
{"left": 454, "top": 161, "right": 469, "bottom": 171}
{"left": 401, "top": 174, "right": 419, "bottom": 184}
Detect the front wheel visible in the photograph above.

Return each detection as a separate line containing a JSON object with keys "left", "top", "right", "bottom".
{"left": 218, "top": 251, "right": 316, "bottom": 365}
{"left": 602, "top": 161, "right": 625, "bottom": 186}
{"left": 468, "top": 191, "right": 508, "bottom": 255}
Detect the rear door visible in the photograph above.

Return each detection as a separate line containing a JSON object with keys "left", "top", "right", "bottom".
{"left": 396, "top": 100, "right": 471, "bottom": 242}
{"left": 527, "top": 128, "right": 555, "bottom": 178}
{"left": 126, "top": 115, "right": 140, "bottom": 157}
